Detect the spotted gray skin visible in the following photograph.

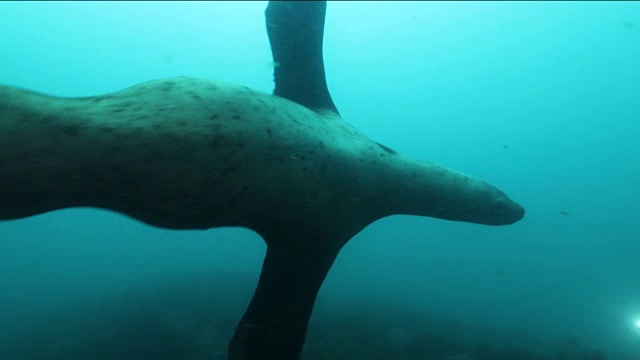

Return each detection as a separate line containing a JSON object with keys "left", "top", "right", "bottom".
{"left": 0, "top": 77, "right": 523, "bottom": 231}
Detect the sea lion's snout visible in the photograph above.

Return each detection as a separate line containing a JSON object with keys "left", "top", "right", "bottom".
{"left": 514, "top": 202, "right": 525, "bottom": 221}
{"left": 492, "top": 198, "right": 525, "bottom": 225}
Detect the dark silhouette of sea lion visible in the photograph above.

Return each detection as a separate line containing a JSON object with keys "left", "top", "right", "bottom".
{"left": 0, "top": 2, "right": 524, "bottom": 359}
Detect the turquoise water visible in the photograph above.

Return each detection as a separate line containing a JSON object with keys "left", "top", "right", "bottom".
{"left": 1, "top": 1, "right": 639, "bottom": 359}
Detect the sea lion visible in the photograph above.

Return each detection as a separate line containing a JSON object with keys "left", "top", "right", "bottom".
{"left": 0, "top": 2, "right": 524, "bottom": 359}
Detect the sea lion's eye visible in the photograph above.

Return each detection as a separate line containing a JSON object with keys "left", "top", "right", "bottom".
{"left": 492, "top": 200, "right": 506, "bottom": 215}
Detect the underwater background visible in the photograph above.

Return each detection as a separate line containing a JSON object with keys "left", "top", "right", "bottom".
{"left": 0, "top": 1, "right": 639, "bottom": 359}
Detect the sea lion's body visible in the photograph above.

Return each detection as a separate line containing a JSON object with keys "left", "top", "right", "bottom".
{"left": 0, "top": 76, "right": 524, "bottom": 360}
{"left": 0, "top": 2, "right": 525, "bottom": 359}
{"left": 2, "top": 77, "right": 367, "bottom": 231}
{"left": 0, "top": 77, "right": 522, "bottom": 234}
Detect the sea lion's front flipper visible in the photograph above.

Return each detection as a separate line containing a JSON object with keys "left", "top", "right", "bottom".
{"left": 265, "top": 1, "right": 339, "bottom": 114}
{"left": 228, "top": 228, "right": 344, "bottom": 360}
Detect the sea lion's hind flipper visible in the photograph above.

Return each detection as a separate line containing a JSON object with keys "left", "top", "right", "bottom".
{"left": 265, "top": 1, "right": 339, "bottom": 114}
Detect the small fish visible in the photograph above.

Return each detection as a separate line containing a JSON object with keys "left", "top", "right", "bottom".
{"left": 559, "top": 211, "right": 571, "bottom": 216}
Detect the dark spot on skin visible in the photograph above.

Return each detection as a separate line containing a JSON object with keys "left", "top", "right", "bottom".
{"left": 210, "top": 114, "right": 219, "bottom": 120}
{"left": 178, "top": 120, "right": 187, "bottom": 127}
{"left": 238, "top": 143, "right": 246, "bottom": 148}
{"left": 301, "top": 155, "right": 306, "bottom": 162}
{"left": 113, "top": 108, "right": 125, "bottom": 113}
{"left": 208, "top": 141, "right": 217, "bottom": 149}
{"left": 266, "top": 128, "right": 273, "bottom": 137}
{"left": 376, "top": 142, "right": 397, "bottom": 155}
{"left": 412, "top": 172, "right": 417, "bottom": 177}
{"left": 287, "top": 113, "right": 302, "bottom": 125}
{"left": 303, "top": 167, "right": 307, "bottom": 172}
{"left": 186, "top": 91, "right": 202, "bottom": 101}
{"left": 161, "top": 81, "right": 175, "bottom": 92}
{"left": 232, "top": 115, "right": 241, "bottom": 120}
{"left": 253, "top": 106, "right": 259, "bottom": 112}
